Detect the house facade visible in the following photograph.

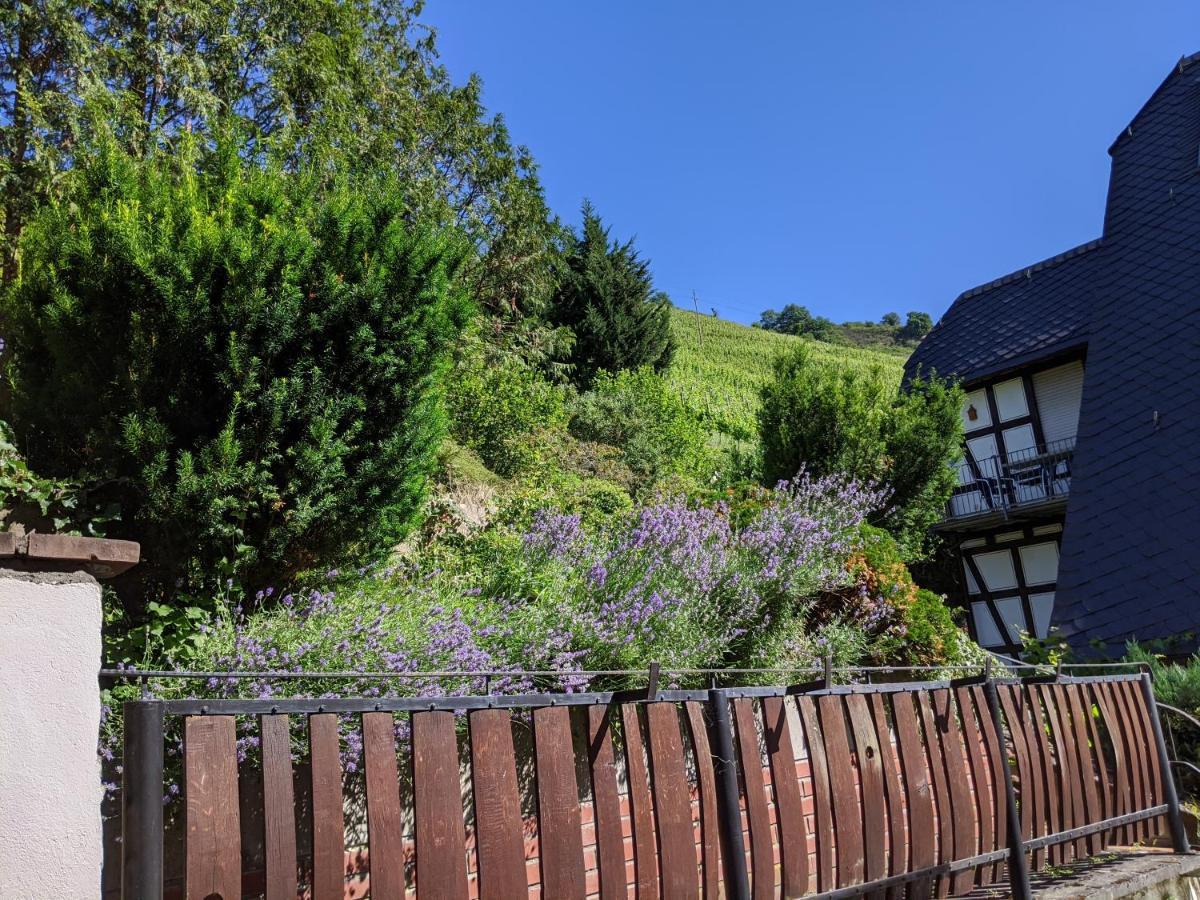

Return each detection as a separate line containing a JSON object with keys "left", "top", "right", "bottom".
{"left": 905, "top": 54, "right": 1200, "bottom": 657}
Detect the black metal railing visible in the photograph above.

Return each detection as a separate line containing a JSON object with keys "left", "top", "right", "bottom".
{"left": 948, "top": 437, "right": 1076, "bottom": 520}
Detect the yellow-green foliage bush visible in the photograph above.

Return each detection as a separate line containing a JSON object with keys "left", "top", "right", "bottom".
{"left": 570, "top": 367, "right": 715, "bottom": 486}
{"left": 446, "top": 352, "right": 569, "bottom": 476}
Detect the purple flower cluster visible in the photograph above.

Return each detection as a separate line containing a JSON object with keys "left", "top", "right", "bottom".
{"left": 100, "top": 471, "right": 889, "bottom": 792}
{"left": 519, "top": 472, "right": 887, "bottom": 671}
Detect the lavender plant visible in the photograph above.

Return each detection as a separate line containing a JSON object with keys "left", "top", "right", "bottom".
{"left": 100, "top": 470, "right": 977, "bottom": 786}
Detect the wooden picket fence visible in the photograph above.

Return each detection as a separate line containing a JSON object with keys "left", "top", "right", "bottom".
{"left": 118, "top": 670, "right": 1189, "bottom": 899}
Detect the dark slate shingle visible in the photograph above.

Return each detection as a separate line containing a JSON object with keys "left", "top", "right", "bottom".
{"left": 903, "top": 240, "right": 1102, "bottom": 386}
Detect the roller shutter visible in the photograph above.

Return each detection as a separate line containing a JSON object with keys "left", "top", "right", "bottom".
{"left": 1032, "top": 361, "right": 1084, "bottom": 445}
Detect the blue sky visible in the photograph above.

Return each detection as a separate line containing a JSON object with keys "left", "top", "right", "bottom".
{"left": 424, "top": 2, "right": 1200, "bottom": 325}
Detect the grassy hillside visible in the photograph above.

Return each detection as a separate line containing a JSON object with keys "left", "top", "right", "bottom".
{"left": 667, "top": 308, "right": 909, "bottom": 441}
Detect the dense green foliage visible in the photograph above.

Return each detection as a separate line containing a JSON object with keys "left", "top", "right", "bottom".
{"left": 667, "top": 308, "right": 906, "bottom": 442}
{"left": 759, "top": 345, "right": 963, "bottom": 554}
{"left": 899, "top": 311, "right": 935, "bottom": 342}
{"left": 551, "top": 203, "right": 675, "bottom": 385}
{"left": 446, "top": 347, "right": 569, "bottom": 476}
{"left": 755, "top": 303, "right": 937, "bottom": 349}
{"left": 570, "top": 368, "right": 714, "bottom": 484}
{"left": 845, "top": 525, "right": 971, "bottom": 665}
{"left": 4, "top": 139, "right": 472, "bottom": 604}
{"left": 755, "top": 303, "right": 840, "bottom": 342}
{"left": 0, "top": 421, "right": 98, "bottom": 534}
{"left": 0, "top": 0, "right": 557, "bottom": 339}
{"left": 1123, "top": 644, "right": 1200, "bottom": 802}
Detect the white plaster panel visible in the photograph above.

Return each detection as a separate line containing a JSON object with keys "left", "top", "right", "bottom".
{"left": 1019, "top": 542, "right": 1060, "bottom": 587}
{"left": 0, "top": 571, "right": 103, "bottom": 899}
{"left": 973, "top": 549, "right": 1018, "bottom": 592}
{"left": 993, "top": 378, "right": 1029, "bottom": 422}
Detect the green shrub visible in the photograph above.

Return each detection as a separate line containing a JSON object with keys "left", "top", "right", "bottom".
{"left": 0, "top": 420, "right": 100, "bottom": 534}
{"left": 1127, "top": 643, "right": 1200, "bottom": 712}
{"left": 571, "top": 368, "right": 714, "bottom": 485}
{"left": 759, "top": 346, "right": 963, "bottom": 556}
{"left": 3, "top": 137, "right": 473, "bottom": 606}
{"left": 1126, "top": 643, "right": 1200, "bottom": 801}
{"left": 839, "top": 525, "right": 983, "bottom": 668}
{"left": 551, "top": 202, "right": 674, "bottom": 386}
{"left": 446, "top": 350, "right": 569, "bottom": 476}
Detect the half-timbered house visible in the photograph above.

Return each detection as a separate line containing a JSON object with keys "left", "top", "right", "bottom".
{"left": 905, "top": 54, "right": 1200, "bottom": 656}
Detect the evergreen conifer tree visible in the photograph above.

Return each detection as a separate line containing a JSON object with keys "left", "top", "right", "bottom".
{"left": 552, "top": 202, "right": 674, "bottom": 385}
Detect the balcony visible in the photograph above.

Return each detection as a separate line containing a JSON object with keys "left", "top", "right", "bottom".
{"left": 945, "top": 437, "right": 1075, "bottom": 524}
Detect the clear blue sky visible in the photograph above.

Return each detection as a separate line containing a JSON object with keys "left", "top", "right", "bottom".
{"left": 424, "top": 2, "right": 1200, "bottom": 325}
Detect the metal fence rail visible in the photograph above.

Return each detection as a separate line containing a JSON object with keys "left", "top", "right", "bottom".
{"left": 115, "top": 664, "right": 1190, "bottom": 899}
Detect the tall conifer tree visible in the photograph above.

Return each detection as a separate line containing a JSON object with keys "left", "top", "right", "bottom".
{"left": 553, "top": 202, "right": 674, "bottom": 385}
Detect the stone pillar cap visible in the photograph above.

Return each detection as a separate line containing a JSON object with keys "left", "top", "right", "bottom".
{"left": 0, "top": 532, "right": 139, "bottom": 579}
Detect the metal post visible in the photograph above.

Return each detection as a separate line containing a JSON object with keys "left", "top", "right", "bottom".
{"left": 1140, "top": 672, "right": 1192, "bottom": 853}
{"left": 122, "top": 700, "right": 165, "bottom": 900}
{"left": 823, "top": 654, "right": 834, "bottom": 689}
{"left": 982, "top": 671, "right": 1032, "bottom": 899}
{"left": 707, "top": 688, "right": 750, "bottom": 900}
{"left": 646, "top": 661, "right": 660, "bottom": 701}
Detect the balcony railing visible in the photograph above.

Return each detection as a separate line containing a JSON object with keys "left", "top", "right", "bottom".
{"left": 946, "top": 437, "right": 1076, "bottom": 521}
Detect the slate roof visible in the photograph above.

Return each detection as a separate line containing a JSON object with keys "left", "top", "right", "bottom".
{"left": 904, "top": 240, "right": 1102, "bottom": 385}
{"left": 906, "top": 54, "right": 1200, "bottom": 656}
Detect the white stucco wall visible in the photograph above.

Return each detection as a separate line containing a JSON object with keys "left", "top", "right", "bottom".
{"left": 0, "top": 569, "right": 103, "bottom": 898}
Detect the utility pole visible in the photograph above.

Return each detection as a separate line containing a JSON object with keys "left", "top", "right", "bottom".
{"left": 692, "top": 290, "right": 704, "bottom": 346}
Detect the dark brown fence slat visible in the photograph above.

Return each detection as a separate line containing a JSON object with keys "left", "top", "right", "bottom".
{"left": 931, "top": 690, "right": 974, "bottom": 895}
{"left": 1054, "top": 685, "right": 1087, "bottom": 860}
{"left": 260, "top": 715, "right": 298, "bottom": 900}
{"left": 308, "top": 714, "right": 345, "bottom": 900}
{"left": 1080, "top": 684, "right": 1113, "bottom": 833}
{"left": 846, "top": 695, "right": 886, "bottom": 891}
{"left": 1128, "top": 681, "right": 1165, "bottom": 814}
{"left": 1112, "top": 681, "right": 1151, "bottom": 842}
{"left": 916, "top": 692, "right": 952, "bottom": 897}
{"left": 184, "top": 715, "right": 241, "bottom": 900}
{"left": 733, "top": 698, "right": 775, "bottom": 900}
{"left": 621, "top": 703, "right": 660, "bottom": 899}
{"left": 1065, "top": 684, "right": 1104, "bottom": 855}
{"left": 869, "top": 694, "right": 906, "bottom": 899}
{"left": 1108, "top": 681, "right": 1144, "bottom": 842}
{"left": 469, "top": 709, "right": 528, "bottom": 900}
{"left": 412, "top": 711, "right": 469, "bottom": 899}
{"left": 955, "top": 687, "right": 993, "bottom": 889}
{"left": 998, "top": 685, "right": 1034, "bottom": 868}
{"left": 1123, "top": 680, "right": 1163, "bottom": 840}
{"left": 1091, "top": 684, "right": 1132, "bottom": 844}
{"left": 798, "top": 695, "right": 835, "bottom": 892}
{"left": 1038, "top": 685, "right": 1072, "bottom": 864}
{"left": 587, "top": 705, "right": 628, "bottom": 900}
{"left": 1060, "top": 686, "right": 1089, "bottom": 857}
{"left": 684, "top": 702, "right": 722, "bottom": 900}
{"left": 892, "top": 691, "right": 934, "bottom": 900}
{"left": 363, "top": 711, "right": 405, "bottom": 900}
{"left": 646, "top": 702, "right": 700, "bottom": 900}
{"left": 533, "top": 705, "right": 587, "bottom": 899}
{"left": 1019, "top": 686, "right": 1052, "bottom": 870}
{"left": 970, "top": 685, "right": 1006, "bottom": 885}
{"left": 819, "top": 694, "right": 865, "bottom": 888}
{"left": 761, "top": 697, "right": 809, "bottom": 897}
{"left": 1056, "top": 685, "right": 1089, "bottom": 860}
